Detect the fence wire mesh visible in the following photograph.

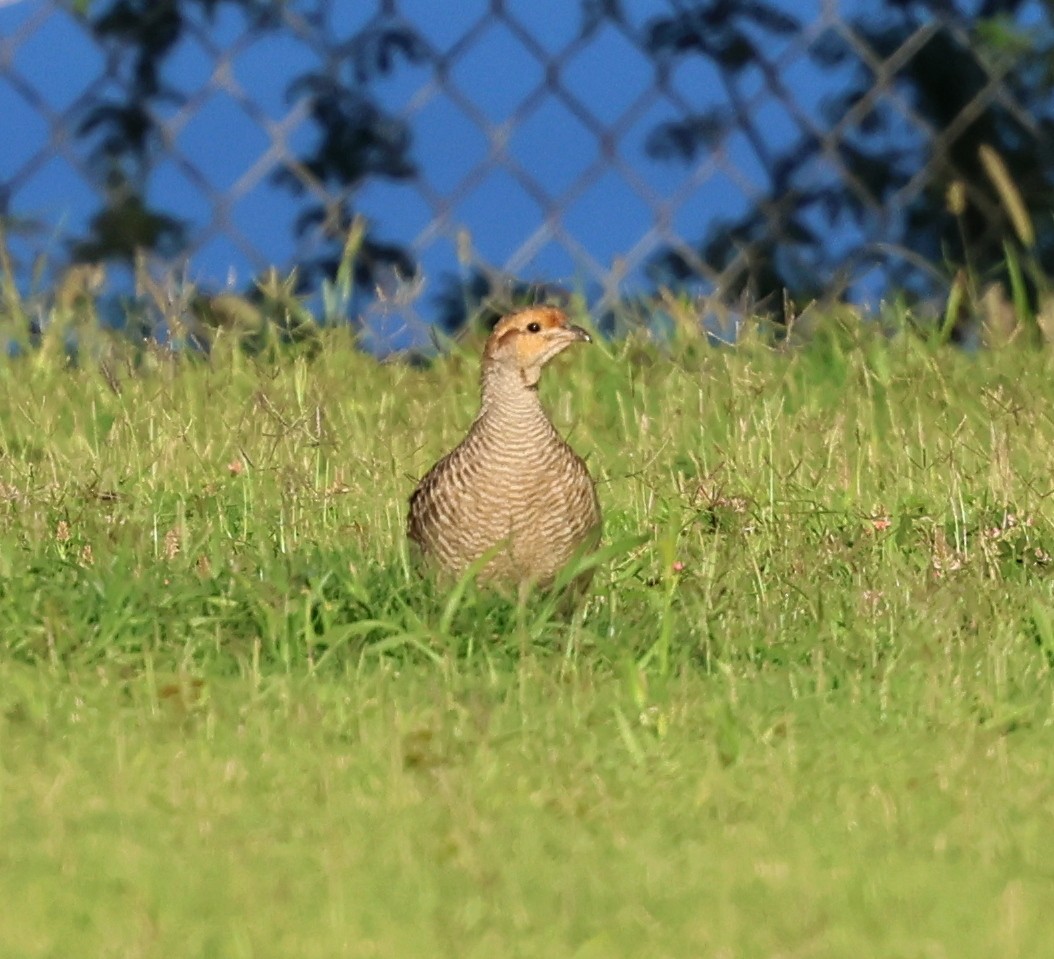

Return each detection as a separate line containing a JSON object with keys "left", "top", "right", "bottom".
{"left": 1, "top": 0, "right": 1051, "bottom": 345}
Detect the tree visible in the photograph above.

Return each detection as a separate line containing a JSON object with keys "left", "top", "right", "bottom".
{"left": 71, "top": 0, "right": 206, "bottom": 262}
{"left": 273, "top": 20, "right": 426, "bottom": 287}
{"left": 615, "top": 0, "right": 1054, "bottom": 315}
{"left": 71, "top": 0, "right": 421, "bottom": 303}
{"left": 811, "top": 0, "right": 1054, "bottom": 296}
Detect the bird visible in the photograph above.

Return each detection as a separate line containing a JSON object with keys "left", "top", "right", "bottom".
{"left": 407, "top": 306, "right": 602, "bottom": 591}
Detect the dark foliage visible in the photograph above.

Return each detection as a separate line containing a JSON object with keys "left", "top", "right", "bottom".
{"left": 274, "top": 21, "right": 427, "bottom": 285}
{"left": 69, "top": 1, "right": 422, "bottom": 304}
{"left": 61, "top": 0, "right": 1054, "bottom": 333}
{"left": 611, "top": 0, "right": 1054, "bottom": 316}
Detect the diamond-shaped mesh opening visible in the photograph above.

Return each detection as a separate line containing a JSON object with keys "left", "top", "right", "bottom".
{"left": 562, "top": 170, "right": 653, "bottom": 264}
{"left": 673, "top": 174, "right": 754, "bottom": 240}
{"left": 560, "top": 24, "right": 655, "bottom": 127}
{"left": 356, "top": 180, "right": 434, "bottom": 245}
{"left": 156, "top": 29, "right": 218, "bottom": 97}
{"left": 150, "top": 160, "right": 213, "bottom": 227}
{"left": 229, "top": 190, "right": 301, "bottom": 272}
{"left": 10, "top": 8, "right": 106, "bottom": 113}
{"left": 231, "top": 33, "right": 317, "bottom": 119}
{"left": 617, "top": 99, "right": 708, "bottom": 196}
{"left": 448, "top": 21, "right": 546, "bottom": 124}
{"left": 508, "top": 98, "right": 600, "bottom": 200}
{"left": 171, "top": 96, "right": 272, "bottom": 193}
{"left": 454, "top": 169, "right": 545, "bottom": 264}
{"left": 667, "top": 56, "right": 726, "bottom": 111}
{"left": 412, "top": 95, "right": 490, "bottom": 194}
{"left": 16, "top": 154, "right": 96, "bottom": 241}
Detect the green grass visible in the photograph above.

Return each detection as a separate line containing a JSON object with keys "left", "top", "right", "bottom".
{"left": 1, "top": 317, "right": 1053, "bottom": 956}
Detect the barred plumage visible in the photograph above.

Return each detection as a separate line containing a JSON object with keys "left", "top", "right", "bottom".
{"left": 407, "top": 307, "right": 601, "bottom": 588}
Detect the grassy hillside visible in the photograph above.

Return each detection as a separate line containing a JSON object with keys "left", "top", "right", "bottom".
{"left": 1, "top": 317, "right": 1052, "bottom": 957}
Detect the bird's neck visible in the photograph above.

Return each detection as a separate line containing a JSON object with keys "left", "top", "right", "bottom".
{"left": 477, "top": 365, "right": 549, "bottom": 426}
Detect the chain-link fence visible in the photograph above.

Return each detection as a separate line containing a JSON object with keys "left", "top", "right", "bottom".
{"left": 2, "top": 0, "right": 1052, "bottom": 344}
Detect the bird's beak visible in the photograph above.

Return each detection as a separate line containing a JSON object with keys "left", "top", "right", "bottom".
{"left": 567, "top": 324, "right": 592, "bottom": 343}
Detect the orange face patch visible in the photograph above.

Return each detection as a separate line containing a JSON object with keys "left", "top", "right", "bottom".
{"left": 491, "top": 306, "right": 570, "bottom": 340}
{"left": 485, "top": 307, "right": 585, "bottom": 372}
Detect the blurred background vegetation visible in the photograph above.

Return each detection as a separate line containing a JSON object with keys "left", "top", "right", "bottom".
{"left": 2, "top": 0, "right": 1054, "bottom": 344}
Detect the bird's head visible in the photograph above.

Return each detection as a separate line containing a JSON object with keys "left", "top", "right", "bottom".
{"left": 483, "top": 307, "right": 591, "bottom": 388}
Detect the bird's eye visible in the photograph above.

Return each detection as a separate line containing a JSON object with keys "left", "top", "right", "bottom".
{"left": 526, "top": 322, "right": 542, "bottom": 333}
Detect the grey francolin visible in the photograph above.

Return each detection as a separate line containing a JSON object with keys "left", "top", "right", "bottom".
{"left": 407, "top": 306, "right": 601, "bottom": 589}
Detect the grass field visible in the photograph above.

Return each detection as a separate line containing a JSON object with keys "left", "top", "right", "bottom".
{"left": 1, "top": 313, "right": 1053, "bottom": 957}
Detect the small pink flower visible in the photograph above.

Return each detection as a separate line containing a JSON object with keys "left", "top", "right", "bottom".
{"left": 871, "top": 518, "right": 892, "bottom": 532}
{"left": 672, "top": 560, "right": 685, "bottom": 573}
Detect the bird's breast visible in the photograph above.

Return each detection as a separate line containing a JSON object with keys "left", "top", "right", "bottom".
{"left": 407, "top": 410, "right": 600, "bottom": 585}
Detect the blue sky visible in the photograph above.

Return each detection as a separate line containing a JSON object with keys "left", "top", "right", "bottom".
{"left": 1, "top": 0, "right": 868, "bottom": 337}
